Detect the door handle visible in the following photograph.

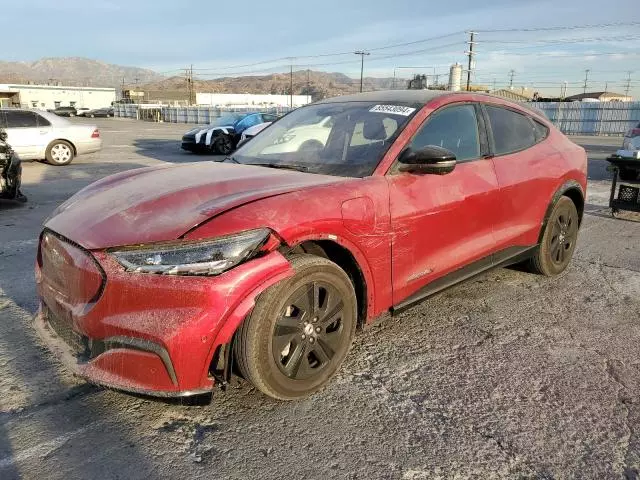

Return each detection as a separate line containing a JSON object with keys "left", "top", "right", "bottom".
{"left": 39, "top": 130, "right": 48, "bottom": 135}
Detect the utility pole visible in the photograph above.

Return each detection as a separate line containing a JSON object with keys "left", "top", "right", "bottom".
{"left": 562, "top": 81, "right": 568, "bottom": 99}
{"left": 465, "top": 31, "right": 475, "bottom": 91}
{"left": 185, "top": 66, "right": 195, "bottom": 106}
{"left": 583, "top": 69, "right": 590, "bottom": 95}
{"left": 624, "top": 71, "right": 632, "bottom": 97}
{"left": 509, "top": 70, "right": 516, "bottom": 90}
{"left": 354, "top": 51, "right": 370, "bottom": 93}
{"left": 492, "top": 78, "right": 496, "bottom": 92}
{"left": 289, "top": 63, "right": 293, "bottom": 109}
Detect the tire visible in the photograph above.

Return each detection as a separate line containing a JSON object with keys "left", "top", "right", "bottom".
{"left": 45, "top": 140, "right": 74, "bottom": 166}
{"left": 212, "top": 134, "right": 234, "bottom": 155}
{"left": 528, "top": 196, "right": 579, "bottom": 276}
{"left": 619, "top": 168, "right": 638, "bottom": 182}
{"left": 235, "top": 254, "right": 357, "bottom": 400}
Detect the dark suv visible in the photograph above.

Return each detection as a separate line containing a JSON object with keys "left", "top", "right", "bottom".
{"left": 48, "top": 106, "right": 78, "bottom": 117}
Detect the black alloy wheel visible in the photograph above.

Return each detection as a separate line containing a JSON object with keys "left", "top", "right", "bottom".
{"left": 213, "top": 134, "right": 234, "bottom": 155}
{"left": 529, "top": 196, "right": 579, "bottom": 276}
{"left": 235, "top": 254, "right": 357, "bottom": 400}
{"left": 272, "top": 281, "right": 345, "bottom": 380}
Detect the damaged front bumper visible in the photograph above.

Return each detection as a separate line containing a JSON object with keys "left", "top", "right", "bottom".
{"left": 34, "top": 230, "right": 294, "bottom": 398}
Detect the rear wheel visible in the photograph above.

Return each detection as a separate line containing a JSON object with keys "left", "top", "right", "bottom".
{"left": 212, "top": 134, "right": 234, "bottom": 155}
{"left": 45, "top": 140, "right": 74, "bottom": 166}
{"left": 619, "top": 167, "right": 638, "bottom": 182}
{"left": 235, "top": 255, "right": 357, "bottom": 400}
{"left": 529, "top": 196, "right": 579, "bottom": 276}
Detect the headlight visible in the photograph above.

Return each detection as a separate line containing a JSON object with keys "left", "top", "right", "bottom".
{"left": 110, "top": 229, "right": 271, "bottom": 276}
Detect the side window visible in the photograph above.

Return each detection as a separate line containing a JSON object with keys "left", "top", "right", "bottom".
{"left": 36, "top": 114, "right": 51, "bottom": 127}
{"left": 485, "top": 105, "right": 536, "bottom": 155}
{"left": 533, "top": 120, "right": 549, "bottom": 142}
{"left": 261, "top": 114, "right": 278, "bottom": 123}
{"left": 410, "top": 104, "right": 480, "bottom": 161}
{"left": 5, "top": 111, "right": 38, "bottom": 128}
{"left": 237, "top": 114, "right": 261, "bottom": 131}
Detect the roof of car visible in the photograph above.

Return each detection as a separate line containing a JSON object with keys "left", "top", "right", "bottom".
{"left": 314, "top": 90, "right": 549, "bottom": 121}
{"left": 315, "top": 90, "right": 449, "bottom": 105}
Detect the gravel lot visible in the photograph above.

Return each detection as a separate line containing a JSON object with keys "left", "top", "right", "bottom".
{"left": 1, "top": 118, "right": 639, "bottom": 479}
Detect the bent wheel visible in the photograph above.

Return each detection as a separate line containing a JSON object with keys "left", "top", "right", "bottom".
{"left": 235, "top": 254, "right": 357, "bottom": 400}
{"left": 529, "top": 196, "right": 579, "bottom": 276}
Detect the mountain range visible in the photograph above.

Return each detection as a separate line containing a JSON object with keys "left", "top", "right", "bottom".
{"left": 0, "top": 57, "right": 163, "bottom": 87}
{"left": 0, "top": 57, "right": 404, "bottom": 99}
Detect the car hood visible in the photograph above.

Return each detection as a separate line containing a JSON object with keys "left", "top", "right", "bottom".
{"left": 46, "top": 162, "right": 347, "bottom": 249}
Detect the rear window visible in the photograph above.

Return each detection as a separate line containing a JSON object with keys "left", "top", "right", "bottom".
{"left": 533, "top": 120, "right": 549, "bottom": 142}
{"left": 5, "top": 110, "right": 38, "bottom": 128}
{"left": 485, "top": 105, "right": 536, "bottom": 155}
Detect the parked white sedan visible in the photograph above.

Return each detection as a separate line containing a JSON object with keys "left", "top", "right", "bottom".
{"left": 0, "top": 109, "right": 102, "bottom": 165}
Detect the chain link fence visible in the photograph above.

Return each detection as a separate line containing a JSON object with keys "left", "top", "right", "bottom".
{"left": 531, "top": 102, "right": 640, "bottom": 136}
{"left": 113, "top": 104, "right": 295, "bottom": 123}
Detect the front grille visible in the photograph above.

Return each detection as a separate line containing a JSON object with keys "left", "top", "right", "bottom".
{"left": 44, "top": 306, "right": 90, "bottom": 360}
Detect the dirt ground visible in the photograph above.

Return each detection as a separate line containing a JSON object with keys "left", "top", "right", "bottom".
{"left": 0, "top": 118, "right": 639, "bottom": 479}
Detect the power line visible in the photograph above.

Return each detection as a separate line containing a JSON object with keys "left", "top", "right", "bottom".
{"left": 475, "top": 21, "right": 640, "bottom": 33}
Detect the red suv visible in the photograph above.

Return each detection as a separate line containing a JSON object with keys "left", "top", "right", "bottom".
{"left": 35, "top": 91, "right": 587, "bottom": 400}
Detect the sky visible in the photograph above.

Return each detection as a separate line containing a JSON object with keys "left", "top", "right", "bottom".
{"left": 5, "top": 0, "right": 640, "bottom": 97}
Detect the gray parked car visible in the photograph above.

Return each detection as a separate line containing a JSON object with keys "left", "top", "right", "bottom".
{"left": 0, "top": 109, "right": 102, "bottom": 166}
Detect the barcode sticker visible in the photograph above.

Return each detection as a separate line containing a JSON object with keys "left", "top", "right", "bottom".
{"left": 369, "top": 105, "right": 416, "bottom": 116}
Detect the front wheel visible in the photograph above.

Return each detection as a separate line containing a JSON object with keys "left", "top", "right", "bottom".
{"left": 45, "top": 140, "right": 74, "bottom": 166}
{"left": 235, "top": 255, "right": 357, "bottom": 400}
{"left": 528, "top": 196, "right": 579, "bottom": 276}
{"left": 212, "top": 134, "right": 234, "bottom": 155}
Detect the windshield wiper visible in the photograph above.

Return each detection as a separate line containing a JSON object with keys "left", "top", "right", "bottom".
{"left": 251, "top": 163, "right": 309, "bottom": 172}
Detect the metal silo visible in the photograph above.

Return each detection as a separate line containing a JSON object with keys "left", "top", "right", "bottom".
{"left": 448, "top": 63, "right": 463, "bottom": 92}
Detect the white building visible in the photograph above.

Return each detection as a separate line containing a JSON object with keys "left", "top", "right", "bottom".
{"left": 0, "top": 84, "right": 116, "bottom": 109}
{"left": 196, "top": 92, "right": 311, "bottom": 108}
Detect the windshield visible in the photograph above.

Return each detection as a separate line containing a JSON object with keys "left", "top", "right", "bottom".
{"left": 231, "top": 101, "right": 419, "bottom": 177}
{"left": 210, "top": 114, "right": 244, "bottom": 127}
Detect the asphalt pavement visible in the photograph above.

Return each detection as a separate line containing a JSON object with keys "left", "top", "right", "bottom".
{"left": 0, "top": 119, "right": 639, "bottom": 479}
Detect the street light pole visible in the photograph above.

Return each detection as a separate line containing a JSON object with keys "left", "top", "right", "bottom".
{"left": 354, "top": 51, "right": 370, "bottom": 93}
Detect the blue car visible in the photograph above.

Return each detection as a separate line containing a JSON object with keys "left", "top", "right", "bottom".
{"left": 181, "top": 112, "right": 278, "bottom": 155}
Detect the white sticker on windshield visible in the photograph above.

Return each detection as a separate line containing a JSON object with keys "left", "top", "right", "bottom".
{"left": 369, "top": 105, "right": 416, "bottom": 116}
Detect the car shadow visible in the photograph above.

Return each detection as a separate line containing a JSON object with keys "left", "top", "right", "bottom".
{"left": 133, "top": 139, "right": 226, "bottom": 164}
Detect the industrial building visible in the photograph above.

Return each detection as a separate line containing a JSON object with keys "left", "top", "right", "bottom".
{"left": 564, "top": 91, "right": 633, "bottom": 102}
{"left": 196, "top": 93, "right": 311, "bottom": 108}
{"left": 0, "top": 83, "right": 116, "bottom": 109}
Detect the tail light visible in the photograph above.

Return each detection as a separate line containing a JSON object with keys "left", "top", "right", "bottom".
{"left": 91, "top": 129, "right": 100, "bottom": 138}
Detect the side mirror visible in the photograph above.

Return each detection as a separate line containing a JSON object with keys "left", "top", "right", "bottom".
{"left": 398, "top": 145, "right": 456, "bottom": 175}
